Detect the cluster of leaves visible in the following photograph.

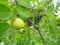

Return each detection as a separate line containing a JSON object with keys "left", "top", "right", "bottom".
{"left": 0, "top": 0, "right": 60, "bottom": 45}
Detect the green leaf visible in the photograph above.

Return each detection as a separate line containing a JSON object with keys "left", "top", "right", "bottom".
{"left": 15, "top": 6, "right": 34, "bottom": 19}
{"left": 56, "top": 3, "right": 60, "bottom": 11}
{"left": 0, "top": 4, "right": 12, "bottom": 20}
{"left": 16, "top": 0, "right": 31, "bottom": 8}
{"left": 0, "top": 0, "right": 8, "bottom": 5}
{"left": 0, "top": 21, "right": 10, "bottom": 39}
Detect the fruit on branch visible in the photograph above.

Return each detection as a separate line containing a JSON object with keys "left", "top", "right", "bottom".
{"left": 12, "top": 18, "right": 25, "bottom": 29}
{"left": 56, "top": 15, "right": 60, "bottom": 22}
{"left": 20, "top": 29, "right": 25, "bottom": 33}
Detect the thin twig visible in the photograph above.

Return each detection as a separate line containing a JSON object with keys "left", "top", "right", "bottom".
{"left": 27, "top": 18, "right": 46, "bottom": 45}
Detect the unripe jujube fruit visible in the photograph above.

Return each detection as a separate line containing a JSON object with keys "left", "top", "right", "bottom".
{"left": 12, "top": 18, "right": 25, "bottom": 29}
{"left": 20, "top": 29, "right": 25, "bottom": 33}
{"left": 56, "top": 15, "right": 60, "bottom": 22}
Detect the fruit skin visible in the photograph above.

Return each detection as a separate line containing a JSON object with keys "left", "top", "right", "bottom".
{"left": 56, "top": 15, "right": 60, "bottom": 22}
{"left": 20, "top": 29, "right": 25, "bottom": 33}
{"left": 12, "top": 18, "right": 25, "bottom": 29}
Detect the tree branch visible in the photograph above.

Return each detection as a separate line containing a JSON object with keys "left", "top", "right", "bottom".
{"left": 27, "top": 18, "right": 46, "bottom": 45}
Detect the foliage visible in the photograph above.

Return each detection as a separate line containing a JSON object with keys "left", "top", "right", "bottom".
{"left": 0, "top": 0, "right": 60, "bottom": 45}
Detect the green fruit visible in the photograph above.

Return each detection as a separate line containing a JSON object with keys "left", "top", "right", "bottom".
{"left": 20, "top": 29, "right": 25, "bottom": 33}
{"left": 12, "top": 18, "right": 25, "bottom": 29}
{"left": 56, "top": 15, "right": 60, "bottom": 22}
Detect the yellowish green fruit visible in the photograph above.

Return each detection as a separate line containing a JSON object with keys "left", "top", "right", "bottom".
{"left": 56, "top": 15, "right": 60, "bottom": 22}
{"left": 20, "top": 29, "right": 25, "bottom": 33}
{"left": 12, "top": 18, "right": 25, "bottom": 29}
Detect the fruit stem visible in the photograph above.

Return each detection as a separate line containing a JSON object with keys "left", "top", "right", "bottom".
{"left": 27, "top": 18, "right": 46, "bottom": 45}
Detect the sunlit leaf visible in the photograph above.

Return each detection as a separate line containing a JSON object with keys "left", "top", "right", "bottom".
{"left": 16, "top": 0, "right": 31, "bottom": 8}
{"left": 15, "top": 6, "right": 34, "bottom": 19}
